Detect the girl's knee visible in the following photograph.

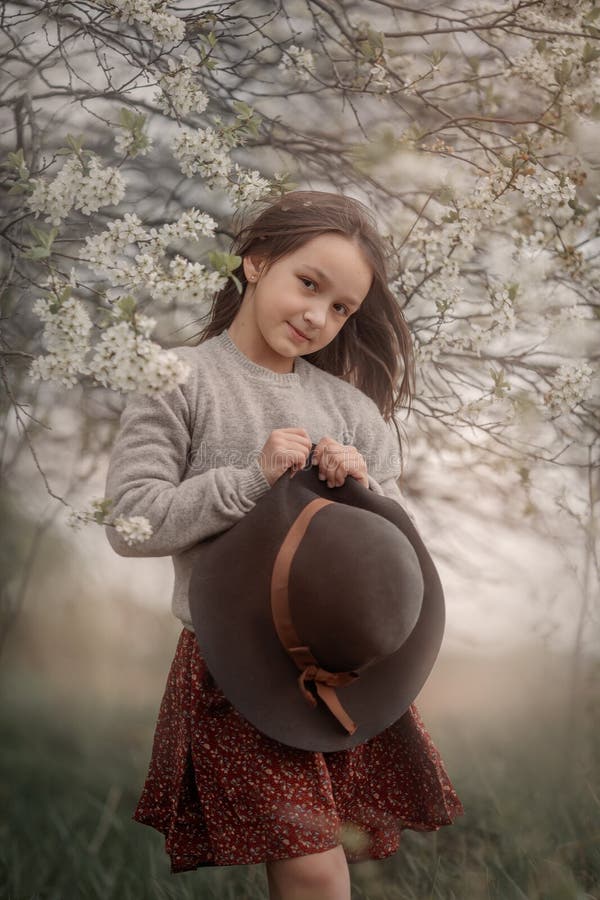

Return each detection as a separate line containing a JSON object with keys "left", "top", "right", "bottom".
{"left": 266, "top": 845, "right": 350, "bottom": 900}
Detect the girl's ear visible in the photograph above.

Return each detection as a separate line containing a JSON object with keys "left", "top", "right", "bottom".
{"left": 243, "top": 253, "right": 266, "bottom": 282}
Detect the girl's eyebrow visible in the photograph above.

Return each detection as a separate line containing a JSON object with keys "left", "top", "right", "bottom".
{"left": 298, "top": 263, "right": 362, "bottom": 308}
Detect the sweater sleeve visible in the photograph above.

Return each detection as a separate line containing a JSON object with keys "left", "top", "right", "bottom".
{"left": 103, "top": 385, "right": 271, "bottom": 558}
{"left": 356, "top": 399, "right": 419, "bottom": 528}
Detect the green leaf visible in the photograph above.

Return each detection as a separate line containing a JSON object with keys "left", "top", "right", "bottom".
{"left": 65, "top": 133, "right": 86, "bottom": 153}
{"left": 117, "top": 295, "right": 137, "bottom": 318}
{"left": 3, "top": 148, "right": 26, "bottom": 170}
{"left": 208, "top": 251, "right": 242, "bottom": 276}
{"left": 232, "top": 100, "right": 254, "bottom": 119}
{"left": 118, "top": 107, "right": 146, "bottom": 131}
{"left": 554, "top": 60, "right": 573, "bottom": 85}
{"left": 428, "top": 50, "right": 447, "bottom": 67}
{"left": 23, "top": 246, "right": 51, "bottom": 260}
{"left": 58, "top": 285, "right": 72, "bottom": 303}
{"left": 230, "top": 273, "right": 243, "bottom": 295}
{"left": 489, "top": 367, "right": 511, "bottom": 398}
{"left": 582, "top": 42, "right": 600, "bottom": 64}
{"left": 436, "top": 185, "right": 454, "bottom": 206}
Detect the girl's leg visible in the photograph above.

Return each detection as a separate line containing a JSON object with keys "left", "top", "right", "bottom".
{"left": 265, "top": 845, "right": 351, "bottom": 900}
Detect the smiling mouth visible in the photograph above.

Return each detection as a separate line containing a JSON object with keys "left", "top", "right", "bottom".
{"left": 288, "top": 322, "right": 310, "bottom": 340}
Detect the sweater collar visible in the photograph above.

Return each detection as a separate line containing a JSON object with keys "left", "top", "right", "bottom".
{"left": 218, "top": 329, "right": 303, "bottom": 384}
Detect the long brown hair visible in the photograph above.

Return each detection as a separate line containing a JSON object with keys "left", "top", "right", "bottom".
{"left": 193, "top": 191, "right": 415, "bottom": 455}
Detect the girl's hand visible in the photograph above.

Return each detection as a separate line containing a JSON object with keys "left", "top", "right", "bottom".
{"left": 311, "top": 437, "right": 369, "bottom": 489}
{"left": 258, "top": 427, "right": 312, "bottom": 487}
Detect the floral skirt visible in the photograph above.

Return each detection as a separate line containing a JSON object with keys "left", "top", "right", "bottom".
{"left": 133, "top": 627, "right": 465, "bottom": 873}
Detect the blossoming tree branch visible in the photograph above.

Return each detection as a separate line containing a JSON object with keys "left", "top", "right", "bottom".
{"left": 0, "top": 2, "right": 598, "bottom": 600}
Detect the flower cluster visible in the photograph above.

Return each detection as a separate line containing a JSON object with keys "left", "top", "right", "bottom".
{"left": 171, "top": 126, "right": 234, "bottom": 180}
{"left": 142, "top": 255, "right": 227, "bottom": 305}
{"left": 511, "top": 18, "right": 600, "bottom": 110}
{"left": 103, "top": 0, "right": 185, "bottom": 44}
{"left": 413, "top": 331, "right": 451, "bottom": 364}
{"left": 80, "top": 213, "right": 148, "bottom": 286}
{"left": 417, "top": 260, "right": 464, "bottom": 318}
{"left": 550, "top": 304, "right": 590, "bottom": 330}
{"left": 488, "top": 286, "right": 517, "bottom": 336}
{"left": 114, "top": 128, "right": 153, "bottom": 157}
{"left": 543, "top": 363, "right": 594, "bottom": 415}
{"left": 225, "top": 163, "right": 272, "bottom": 206}
{"left": 154, "top": 55, "right": 210, "bottom": 118}
{"left": 29, "top": 293, "right": 93, "bottom": 388}
{"left": 81, "top": 208, "right": 222, "bottom": 304}
{"left": 66, "top": 498, "right": 153, "bottom": 546}
{"left": 114, "top": 516, "right": 154, "bottom": 546}
{"left": 88, "top": 313, "right": 192, "bottom": 395}
{"left": 145, "top": 208, "right": 218, "bottom": 254}
{"left": 514, "top": 171, "right": 576, "bottom": 215}
{"left": 27, "top": 155, "right": 126, "bottom": 226}
{"left": 278, "top": 44, "right": 316, "bottom": 84}
{"left": 367, "top": 60, "right": 392, "bottom": 93}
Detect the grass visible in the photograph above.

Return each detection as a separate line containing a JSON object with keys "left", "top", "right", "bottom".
{"left": 1, "top": 671, "right": 599, "bottom": 899}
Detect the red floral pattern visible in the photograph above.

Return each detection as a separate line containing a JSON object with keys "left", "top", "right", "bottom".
{"left": 133, "top": 628, "right": 464, "bottom": 873}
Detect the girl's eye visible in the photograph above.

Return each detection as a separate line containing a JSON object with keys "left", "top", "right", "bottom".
{"left": 299, "top": 277, "right": 349, "bottom": 316}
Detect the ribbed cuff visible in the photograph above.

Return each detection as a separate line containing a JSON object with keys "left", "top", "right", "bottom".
{"left": 244, "top": 457, "right": 272, "bottom": 501}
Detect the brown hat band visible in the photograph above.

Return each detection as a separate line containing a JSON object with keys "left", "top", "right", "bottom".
{"left": 270, "top": 497, "right": 360, "bottom": 736}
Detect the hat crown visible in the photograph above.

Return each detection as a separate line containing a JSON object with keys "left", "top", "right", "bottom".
{"left": 289, "top": 504, "right": 424, "bottom": 673}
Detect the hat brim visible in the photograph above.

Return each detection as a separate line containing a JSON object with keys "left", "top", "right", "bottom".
{"left": 189, "top": 465, "right": 445, "bottom": 752}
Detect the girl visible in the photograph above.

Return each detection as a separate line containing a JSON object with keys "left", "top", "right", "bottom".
{"left": 104, "top": 190, "right": 464, "bottom": 898}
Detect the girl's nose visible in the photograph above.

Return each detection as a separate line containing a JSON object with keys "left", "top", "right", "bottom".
{"left": 304, "top": 307, "right": 327, "bottom": 328}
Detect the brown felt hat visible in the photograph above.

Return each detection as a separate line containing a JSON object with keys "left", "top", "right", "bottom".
{"left": 188, "top": 444, "right": 445, "bottom": 752}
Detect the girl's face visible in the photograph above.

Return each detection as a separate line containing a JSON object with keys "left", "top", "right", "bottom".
{"left": 231, "top": 232, "right": 373, "bottom": 373}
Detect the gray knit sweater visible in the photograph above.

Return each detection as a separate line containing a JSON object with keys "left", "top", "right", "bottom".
{"left": 104, "top": 328, "right": 415, "bottom": 631}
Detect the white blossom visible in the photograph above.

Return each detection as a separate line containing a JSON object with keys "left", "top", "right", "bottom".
{"left": 29, "top": 294, "right": 93, "bottom": 388}
{"left": 278, "top": 44, "right": 316, "bottom": 84}
{"left": 142, "top": 254, "right": 227, "bottom": 305}
{"left": 551, "top": 305, "right": 590, "bottom": 329}
{"left": 171, "top": 127, "right": 233, "bottom": 181}
{"left": 27, "top": 155, "right": 126, "bottom": 226}
{"left": 154, "top": 55, "right": 209, "bottom": 117}
{"left": 514, "top": 171, "right": 576, "bottom": 215}
{"left": 86, "top": 315, "right": 192, "bottom": 396}
{"left": 225, "top": 164, "right": 272, "bottom": 206}
{"left": 27, "top": 157, "right": 81, "bottom": 225}
{"left": 145, "top": 208, "right": 218, "bottom": 255}
{"left": 543, "top": 363, "right": 594, "bottom": 415}
{"left": 66, "top": 496, "right": 152, "bottom": 545}
{"left": 368, "top": 61, "right": 392, "bottom": 92}
{"left": 115, "top": 128, "right": 153, "bottom": 158}
{"left": 103, "top": 0, "right": 185, "bottom": 44}
{"left": 488, "top": 286, "right": 517, "bottom": 336}
{"left": 81, "top": 209, "right": 219, "bottom": 292}
{"left": 114, "top": 515, "right": 154, "bottom": 546}
{"left": 413, "top": 331, "right": 451, "bottom": 364}
{"left": 512, "top": 17, "right": 600, "bottom": 108}
{"left": 66, "top": 507, "right": 90, "bottom": 531}
{"left": 417, "top": 259, "right": 463, "bottom": 317}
